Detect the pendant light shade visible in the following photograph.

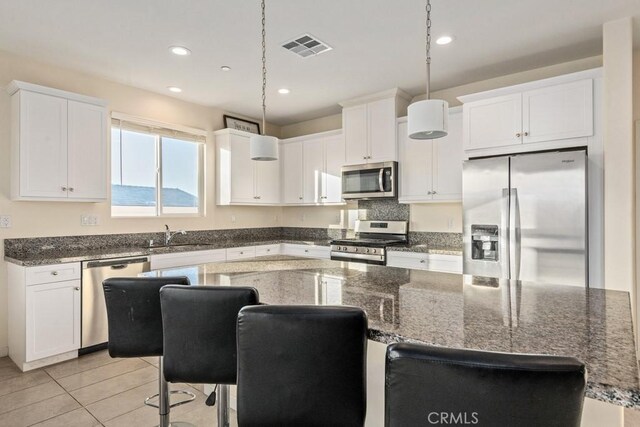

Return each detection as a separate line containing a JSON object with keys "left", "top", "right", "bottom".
{"left": 407, "top": 98, "right": 449, "bottom": 139}
{"left": 408, "top": 0, "right": 448, "bottom": 140}
{"left": 250, "top": 134, "right": 279, "bottom": 161}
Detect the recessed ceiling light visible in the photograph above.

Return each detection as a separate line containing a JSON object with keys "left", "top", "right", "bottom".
{"left": 169, "top": 46, "right": 191, "bottom": 56}
{"left": 436, "top": 35, "right": 454, "bottom": 45}
{"left": 220, "top": 65, "right": 231, "bottom": 71}
{"left": 167, "top": 86, "right": 182, "bottom": 93}
{"left": 278, "top": 88, "right": 290, "bottom": 94}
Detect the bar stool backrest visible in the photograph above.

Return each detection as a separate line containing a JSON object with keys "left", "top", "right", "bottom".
{"left": 102, "top": 277, "right": 190, "bottom": 358}
{"left": 160, "top": 285, "right": 259, "bottom": 384}
{"left": 237, "top": 305, "right": 368, "bottom": 427}
{"left": 385, "top": 343, "right": 587, "bottom": 427}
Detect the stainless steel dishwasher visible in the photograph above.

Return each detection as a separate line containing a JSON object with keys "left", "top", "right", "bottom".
{"left": 81, "top": 256, "right": 150, "bottom": 351}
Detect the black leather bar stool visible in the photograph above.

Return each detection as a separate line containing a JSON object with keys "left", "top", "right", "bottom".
{"left": 237, "top": 305, "right": 368, "bottom": 427}
{"left": 385, "top": 343, "right": 587, "bottom": 427}
{"left": 160, "top": 285, "right": 260, "bottom": 427}
{"left": 102, "top": 277, "right": 195, "bottom": 427}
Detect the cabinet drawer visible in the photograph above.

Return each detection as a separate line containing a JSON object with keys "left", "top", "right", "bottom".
{"left": 255, "top": 244, "right": 281, "bottom": 257}
{"left": 283, "top": 244, "right": 330, "bottom": 259}
{"left": 387, "top": 252, "right": 462, "bottom": 273}
{"left": 25, "top": 262, "right": 81, "bottom": 285}
{"left": 226, "top": 246, "right": 256, "bottom": 260}
{"left": 151, "top": 249, "right": 226, "bottom": 270}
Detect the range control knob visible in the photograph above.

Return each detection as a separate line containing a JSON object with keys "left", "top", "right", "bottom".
{"left": 365, "top": 248, "right": 370, "bottom": 253}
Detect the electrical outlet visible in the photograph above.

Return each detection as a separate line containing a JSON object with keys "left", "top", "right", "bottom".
{"left": 81, "top": 214, "right": 99, "bottom": 226}
{"left": 0, "top": 215, "right": 12, "bottom": 228}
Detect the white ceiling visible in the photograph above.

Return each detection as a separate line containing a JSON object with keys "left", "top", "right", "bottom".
{"left": 0, "top": 0, "right": 638, "bottom": 125}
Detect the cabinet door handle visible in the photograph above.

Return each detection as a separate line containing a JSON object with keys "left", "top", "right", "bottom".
{"left": 68, "top": 187, "right": 74, "bottom": 192}
{"left": 524, "top": 132, "right": 529, "bottom": 137}
{"left": 299, "top": 197, "right": 303, "bottom": 200}
{"left": 427, "top": 191, "right": 432, "bottom": 195}
{"left": 420, "top": 259, "right": 426, "bottom": 263}
{"left": 61, "top": 187, "right": 67, "bottom": 192}
{"left": 74, "top": 287, "right": 80, "bottom": 291}
{"left": 305, "top": 249, "right": 309, "bottom": 253}
{"left": 432, "top": 191, "right": 437, "bottom": 195}
{"left": 51, "top": 271, "right": 59, "bottom": 276}
{"left": 363, "top": 156, "right": 367, "bottom": 159}
{"left": 516, "top": 133, "right": 521, "bottom": 138}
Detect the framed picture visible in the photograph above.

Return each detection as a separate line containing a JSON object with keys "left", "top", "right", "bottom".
{"left": 223, "top": 115, "right": 261, "bottom": 134}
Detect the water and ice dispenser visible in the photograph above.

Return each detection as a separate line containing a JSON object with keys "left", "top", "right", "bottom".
{"left": 471, "top": 225, "right": 499, "bottom": 261}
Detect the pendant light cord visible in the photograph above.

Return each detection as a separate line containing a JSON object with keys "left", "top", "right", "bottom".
{"left": 261, "top": 0, "right": 267, "bottom": 136}
{"left": 425, "top": 0, "right": 432, "bottom": 100}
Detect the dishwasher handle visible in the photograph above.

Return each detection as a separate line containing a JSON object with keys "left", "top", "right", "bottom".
{"left": 84, "top": 257, "right": 149, "bottom": 269}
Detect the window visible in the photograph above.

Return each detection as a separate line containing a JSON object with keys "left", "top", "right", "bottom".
{"left": 110, "top": 116, "right": 205, "bottom": 217}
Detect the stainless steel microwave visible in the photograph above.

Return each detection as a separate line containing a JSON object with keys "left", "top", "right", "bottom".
{"left": 341, "top": 161, "right": 397, "bottom": 200}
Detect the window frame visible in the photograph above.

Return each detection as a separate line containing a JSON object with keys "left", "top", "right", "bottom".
{"left": 110, "top": 113, "right": 207, "bottom": 218}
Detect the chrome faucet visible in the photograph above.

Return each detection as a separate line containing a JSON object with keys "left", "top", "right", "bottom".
{"left": 165, "top": 224, "right": 186, "bottom": 245}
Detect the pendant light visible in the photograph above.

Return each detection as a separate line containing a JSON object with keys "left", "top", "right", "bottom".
{"left": 250, "top": 0, "right": 279, "bottom": 161}
{"left": 407, "top": 0, "right": 448, "bottom": 140}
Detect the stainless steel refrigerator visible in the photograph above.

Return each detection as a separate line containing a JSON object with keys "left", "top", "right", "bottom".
{"left": 462, "top": 149, "right": 587, "bottom": 287}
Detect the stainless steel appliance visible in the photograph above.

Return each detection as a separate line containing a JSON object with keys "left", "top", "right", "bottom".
{"left": 462, "top": 149, "right": 587, "bottom": 287}
{"left": 81, "top": 256, "right": 151, "bottom": 350}
{"left": 331, "top": 220, "right": 408, "bottom": 265}
{"left": 341, "top": 162, "right": 397, "bottom": 200}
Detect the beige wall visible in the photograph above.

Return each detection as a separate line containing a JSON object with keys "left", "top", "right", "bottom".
{"left": 603, "top": 18, "right": 635, "bottom": 295}
{"left": 281, "top": 113, "right": 342, "bottom": 139}
{"left": 0, "top": 50, "right": 284, "bottom": 353}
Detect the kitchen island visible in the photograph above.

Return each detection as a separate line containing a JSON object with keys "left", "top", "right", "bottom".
{"left": 144, "top": 255, "right": 640, "bottom": 424}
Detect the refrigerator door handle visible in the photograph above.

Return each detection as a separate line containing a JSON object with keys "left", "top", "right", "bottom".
{"left": 509, "top": 188, "right": 521, "bottom": 281}
{"left": 501, "top": 188, "right": 510, "bottom": 279}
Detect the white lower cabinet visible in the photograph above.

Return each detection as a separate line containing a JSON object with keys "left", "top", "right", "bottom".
{"left": 226, "top": 246, "right": 257, "bottom": 260}
{"left": 386, "top": 252, "right": 462, "bottom": 274}
{"left": 255, "top": 244, "right": 281, "bottom": 257}
{"left": 26, "top": 280, "right": 81, "bottom": 362}
{"left": 150, "top": 249, "right": 226, "bottom": 270}
{"left": 281, "top": 244, "right": 331, "bottom": 259}
{"left": 8, "top": 262, "right": 82, "bottom": 371}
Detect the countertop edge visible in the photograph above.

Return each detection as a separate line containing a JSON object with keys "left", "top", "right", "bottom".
{"left": 4, "top": 240, "right": 333, "bottom": 267}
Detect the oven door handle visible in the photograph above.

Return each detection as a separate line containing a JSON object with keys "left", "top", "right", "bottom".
{"left": 378, "top": 168, "right": 385, "bottom": 192}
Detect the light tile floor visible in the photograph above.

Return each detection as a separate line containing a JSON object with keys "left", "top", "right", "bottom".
{"left": 0, "top": 351, "right": 638, "bottom": 426}
{"left": 0, "top": 351, "right": 238, "bottom": 427}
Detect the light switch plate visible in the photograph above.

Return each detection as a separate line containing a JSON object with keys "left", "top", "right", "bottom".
{"left": 0, "top": 215, "right": 12, "bottom": 228}
{"left": 81, "top": 214, "right": 99, "bottom": 226}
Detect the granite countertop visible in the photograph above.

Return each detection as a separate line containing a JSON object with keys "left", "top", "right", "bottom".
{"left": 143, "top": 255, "right": 640, "bottom": 409}
{"left": 4, "top": 240, "right": 332, "bottom": 266}
{"left": 388, "top": 244, "right": 463, "bottom": 256}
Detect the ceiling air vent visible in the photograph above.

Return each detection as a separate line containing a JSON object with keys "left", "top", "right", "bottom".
{"left": 281, "top": 34, "right": 332, "bottom": 58}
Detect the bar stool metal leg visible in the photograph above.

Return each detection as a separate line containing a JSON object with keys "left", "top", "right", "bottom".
{"left": 217, "top": 384, "right": 230, "bottom": 427}
{"left": 144, "top": 357, "right": 197, "bottom": 427}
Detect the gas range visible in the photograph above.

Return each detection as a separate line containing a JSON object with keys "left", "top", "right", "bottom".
{"left": 330, "top": 220, "right": 408, "bottom": 265}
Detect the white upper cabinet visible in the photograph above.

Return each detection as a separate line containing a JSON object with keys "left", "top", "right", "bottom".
{"left": 459, "top": 70, "right": 598, "bottom": 156}
{"left": 67, "top": 101, "right": 107, "bottom": 200}
{"left": 215, "top": 128, "right": 281, "bottom": 205}
{"left": 303, "top": 138, "right": 324, "bottom": 204}
{"left": 398, "top": 108, "right": 463, "bottom": 203}
{"left": 322, "top": 134, "right": 345, "bottom": 203}
{"left": 8, "top": 81, "right": 107, "bottom": 201}
{"left": 341, "top": 89, "right": 411, "bottom": 165}
{"left": 522, "top": 79, "right": 593, "bottom": 144}
{"left": 280, "top": 130, "right": 345, "bottom": 206}
{"left": 463, "top": 94, "right": 522, "bottom": 151}
{"left": 281, "top": 141, "right": 304, "bottom": 204}
{"left": 343, "top": 104, "right": 369, "bottom": 165}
